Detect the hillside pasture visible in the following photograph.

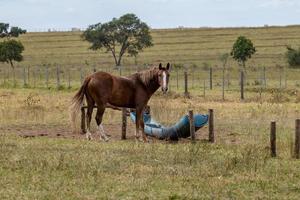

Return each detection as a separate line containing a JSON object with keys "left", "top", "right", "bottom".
{"left": 1, "top": 26, "right": 300, "bottom": 68}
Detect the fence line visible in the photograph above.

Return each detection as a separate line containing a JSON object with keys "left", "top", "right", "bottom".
{"left": 0, "top": 65, "right": 299, "bottom": 100}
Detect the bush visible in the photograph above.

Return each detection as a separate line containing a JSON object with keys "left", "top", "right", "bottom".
{"left": 173, "top": 63, "right": 184, "bottom": 70}
{"left": 286, "top": 46, "right": 300, "bottom": 68}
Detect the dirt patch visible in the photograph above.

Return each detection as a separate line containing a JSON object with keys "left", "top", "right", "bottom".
{"left": 3, "top": 123, "right": 136, "bottom": 141}
{"left": 1, "top": 123, "right": 210, "bottom": 143}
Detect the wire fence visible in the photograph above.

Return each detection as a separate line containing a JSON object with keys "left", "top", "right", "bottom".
{"left": 0, "top": 65, "right": 299, "bottom": 99}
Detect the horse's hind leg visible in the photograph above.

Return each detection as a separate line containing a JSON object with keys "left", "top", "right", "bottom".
{"left": 95, "top": 105, "right": 109, "bottom": 142}
{"left": 86, "top": 96, "right": 95, "bottom": 140}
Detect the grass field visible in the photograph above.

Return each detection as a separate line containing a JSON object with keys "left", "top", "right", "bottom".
{"left": 1, "top": 25, "right": 300, "bottom": 199}
{"left": 1, "top": 25, "right": 300, "bottom": 69}
{"left": 1, "top": 135, "right": 300, "bottom": 199}
{"left": 1, "top": 88, "right": 300, "bottom": 199}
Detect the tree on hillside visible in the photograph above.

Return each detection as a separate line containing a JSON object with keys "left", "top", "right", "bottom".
{"left": 0, "top": 23, "right": 26, "bottom": 85}
{"left": 82, "top": 13, "right": 153, "bottom": 67}
{"left": 220, "top": 53, "right": 229, "bottom": 69}
{"left": 0, "top": 40, "right": 24, "bottom": 68}
{"left": 0, "top": 23, "right": 26, "bottom": 38}
{"left": 285, "top": 46, "right": 300, "bottom": 68}
{"left": 231, "top": 36, "right": 256, "bottom": 69}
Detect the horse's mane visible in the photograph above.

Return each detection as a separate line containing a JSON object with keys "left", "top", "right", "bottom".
{"left": 136, "top": 67, "right": 159, "bottom": 87}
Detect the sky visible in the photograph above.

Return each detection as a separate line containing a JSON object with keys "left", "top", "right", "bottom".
{"left": 1, "top": 0, "right": 300, "bottom": 31}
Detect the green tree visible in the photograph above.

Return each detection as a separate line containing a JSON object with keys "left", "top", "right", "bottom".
{"left": 0, "top": 23, "right": 26, "bottom": 38}
{"left": 285, "top": 46, "right": 300, "bottom": 68}
{"left": 0, "top": 23, "right": 9, "bottom": 37}
{"left": 0, "top": 40, "right": 24, "bottom": 82}
{"left": 231, "top": 36, "right": 256, "bottom": 69}
{"left": 82, "top": 13, "right": 153, "bottom": 66}
{"left": 0, "top": 23, "right": 26, "bottom": 85}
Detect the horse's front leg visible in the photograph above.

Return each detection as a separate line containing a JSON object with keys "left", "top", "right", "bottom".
{"left": 140, "top": 117, "right": 148, "bottom": 143}
{"left": 136, "top": 107, "right": 148, "bottom": 143}
{"left": 135, "top": 110, "right": 141, "bottom": 141}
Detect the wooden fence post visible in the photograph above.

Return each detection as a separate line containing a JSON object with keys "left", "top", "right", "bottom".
{"left": 169, "top": 77, "right": 171, "bottom": 92}
{"left": 184, "top": 71, "right": 189, "bottom": 97}
{"left": 227, "top": 70, "right": 230, "bottom": 89}
{"left": 38, "top": 67, "right": 42, "bottom": 83}
{"left": 2, "top": 68, "right": 5, "bottom": 85}
{"left": 209, "top": 109, "right": 214, "bottom": 143}
{"left": 209, "top": 67, "right": 213, "bottom": 90}
{"left": 263, "top": 66, "right": 266, "bottom": 88}
{"left": 12, "top": 68, "right": 16, "bottom": 87}
{"left": 81, "top": 107, "right": 86, "bottom": 134}
{"left": 68, "top": 68, "right": 71, "bottom": 89}
{"left": 284, "top": 67, "right": 287, "bottom": 88}
{"left": 294, "top": 119, "right": 300, "bottom": 159}
{"left": 119, "top": 66, "right": 122, "bottom": 76}
{"left": 2, "top": 68, "right": 4, "bottom": 85}
{"left": 259, "top": 67, "right": 263, "bottom": 100}
{"left": 121, "top": 108, "right": 127, "bottom": 140}
{"left": 56, "top": 66, "right": 60, "bottom": 89}
{"left": 7, "top": 67, "right": 10, "bottom": 83}
{"left": 27, "top": 66, "right": 30, "bottom": 85}
{"left": 270, "top": 121, "right": 276, "bottom": 157}
{"left": 1, "top": 68, "right": 4, "bottom": 85}
{"left": 222, "top": 68, "right": 225, "bottom": 100}
{"left": 33, "top": 67, "right": 36, "bottom": 88}
{"left": 23, "top": 66, "right": 26, "bottom": 87}
{"left": 188, "top": 110, "right": 195, "bottom": 142}
{"left": 192, "top": 70, "right": 194, "bottom": 89}
{"left": 176, "top": 69, "right": 179, "bottom": 90}
{"left": 279, "top": 68, "right": 282, "bottom": 89}
{"left": 240, "top": 71, "right": 244, "bottom": 100}
{"left": 45, "top": 65, "right": 49, "bottom": 88}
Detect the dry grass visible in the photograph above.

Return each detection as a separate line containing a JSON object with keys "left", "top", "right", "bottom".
{"left": 0, "top": 86, "right": 300, "bottom": 199}
{"left": 1, "top": 24, "right": 300, "bottom": 198}
{"left": 1, "top": 25, "right": 300, "bottom": 69}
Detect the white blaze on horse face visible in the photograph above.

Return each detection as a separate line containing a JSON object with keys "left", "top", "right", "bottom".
{"left": 162, "top": 71, "right": 167, "bottom": 90}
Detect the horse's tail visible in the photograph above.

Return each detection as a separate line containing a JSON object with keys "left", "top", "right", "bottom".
{"left": 70, "top": 76, "right": 91, "bottom": 133}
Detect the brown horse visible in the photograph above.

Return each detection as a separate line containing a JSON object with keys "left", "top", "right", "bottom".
{"left": 70, "top": 63, "right": 170, "bottom": 142}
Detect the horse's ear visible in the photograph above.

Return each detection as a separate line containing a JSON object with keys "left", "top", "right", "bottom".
{"left": 159, "top": 63, "right": 162, "bottom": 70}
{"left": 166, "top": 63, "right": 170, "bottom": 70}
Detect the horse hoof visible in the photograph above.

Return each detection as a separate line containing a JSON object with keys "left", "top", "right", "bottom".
{"left": 100, "top": 136, "right": 109, "bottom": 142}
{"left": 135, "top": 136, "right": 149, "bottom": 143}
{"left": 143, "top": 139, "right": 149, "bottom": 143}
{"left": 142, "top": 136, "right": 149, "bottom": 143}
{"left": 86, "top": 136, "right": 92, "bottom": 140}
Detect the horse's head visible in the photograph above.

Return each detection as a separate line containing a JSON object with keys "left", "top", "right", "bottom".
{"left": 157, "top": 63, "right": 170, "bottom": 94}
